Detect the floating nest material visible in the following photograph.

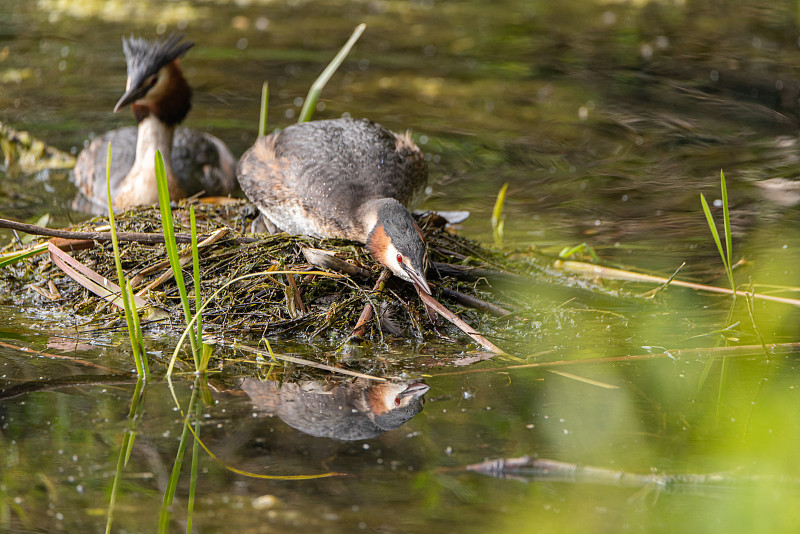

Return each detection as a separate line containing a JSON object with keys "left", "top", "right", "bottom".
{"left": 2, "top": 200, "right": 525, "bottom": 350}
{"left": 0, "top": 120, "right": 75, "bottom": 174}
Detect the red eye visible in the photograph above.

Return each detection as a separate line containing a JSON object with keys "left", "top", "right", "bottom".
{"left": 396, "top": 254, "right": 403, "bottom": 264}
{"left": 394, "top": 397, "right": 401, "bottom": 406}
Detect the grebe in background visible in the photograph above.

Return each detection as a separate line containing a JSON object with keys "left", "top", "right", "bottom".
{"left": 72, "top": 34, "right": 236, "bottom": 214}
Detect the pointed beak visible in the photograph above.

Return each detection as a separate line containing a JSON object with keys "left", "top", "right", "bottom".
{"left": 398, "top": 382, "right": 430, "bottom": 399}
{"left": 402, "top": 263, "right": 432, "bottom": 295}
{"left": 113, "top": 78, "right": 147, "bottom": 112}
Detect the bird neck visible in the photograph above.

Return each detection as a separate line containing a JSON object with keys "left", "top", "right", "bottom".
{"left": 357, "top": 198, "right": 402, "bottom": 241}
{"left": 112, "top": 115, "right": 185, "bottom": 209}
{"left": 131, "top": 61, "right": 192, "bottom": 126}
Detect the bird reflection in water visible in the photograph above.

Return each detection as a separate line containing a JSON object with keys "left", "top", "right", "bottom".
{"left": 239, "top": 377, "right": 429, "bottom": 441}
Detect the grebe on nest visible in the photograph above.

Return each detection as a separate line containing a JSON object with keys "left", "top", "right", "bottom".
{"left": 236, "top": 118, "right": 431, "bottom": 293}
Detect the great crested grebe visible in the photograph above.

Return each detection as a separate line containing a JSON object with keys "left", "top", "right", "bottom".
{"left": 72, "top": 33, "right": 236, "bottom": 214}
{"left": 236, "top": 118, "right": 431, "bottom": 293}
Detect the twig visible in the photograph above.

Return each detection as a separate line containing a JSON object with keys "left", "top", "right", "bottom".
{"left": 0, "top": 217, "right": 258, "bottom": 245}
{"left": 439, "top": 286, "right": 512, "bottom": 317}
{"left": 214, "top": 336, "right": 387, "bottom": 381}
{"left": 558, "top": 259, "right": 800, "bottom": 307}
{"left": 285, "top": 272, "right": 307, "bottom": 316}
{"left": 418, "top": 290, "right": 507, "bottom": 356}
{"left": 351, "top": 270, "right": 392, "bottom": 338}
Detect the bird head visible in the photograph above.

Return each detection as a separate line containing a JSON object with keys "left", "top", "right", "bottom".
{"left": 366, "top": 199, "right": 431, "bottom": 295}
{"left": 114, "top": 33, "right": 194, "bottom": 124}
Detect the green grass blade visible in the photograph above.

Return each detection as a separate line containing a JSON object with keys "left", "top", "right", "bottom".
{"left": 158, "top": 387, "right": 197, "bottom": 534}
{"left": 700, "top": 193, "right": 731, "bottom": 276}
{"left": 258, "top": 81, "right": 269, "bottom": 138}
{"left": 0, "top": 243, "right": 48, "bottom": 269}
{"left": 126, "top": 282, "right": 148, "bottom": 375}
{"left": 719, "top": 170, "right": 736, "bottom": 294}
{"left": 106, "top": 143, "right": 147, "bottom": 375}
{"left": 720, "top": 170, "right": 732, "bottom": 267}
{"left": 186, "top": 385, "right": 202, "bottom": 534}
{"left": 298, "top": 23, "right": 366, "bottom": 123}
{"left": 700, "top": 178, "right": 736, "bottom": 296}
{"left": 491, "top": 182, "right": 508, "bottom": 246}
{"left": 154, "top": 150, "right": 200, "bottom": 367}
{"left": 190, "top": 206, "right": 203, "bottom": 356}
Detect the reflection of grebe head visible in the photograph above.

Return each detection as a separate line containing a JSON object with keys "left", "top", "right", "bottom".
{"left": 366, "top": 381, "right": 430, "bottom": 431}
{"left": 239, "top": 378, "right": 430, "bottom": 440}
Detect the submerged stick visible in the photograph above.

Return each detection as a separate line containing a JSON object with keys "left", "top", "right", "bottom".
{"left": 557, "top": 259, "right": 800, "bottom": 307}
{"left": 465, "top": 456, "right": 743, "bottom": 491}
{"left": 214, "top": 337, "right": 386, "bottom": 381}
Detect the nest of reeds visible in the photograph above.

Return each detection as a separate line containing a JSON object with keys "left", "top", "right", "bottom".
{"left": 4, "top": 200, "right": 523, "bottom": 349}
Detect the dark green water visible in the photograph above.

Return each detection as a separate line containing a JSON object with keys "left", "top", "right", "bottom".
{"left": 2, "top": 0, "right": 800, "bottom": 532}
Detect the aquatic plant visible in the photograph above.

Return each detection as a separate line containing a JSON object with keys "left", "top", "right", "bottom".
{"left": 106, "top": 143, "right": 147, "bottom": 376}
{"left": 700, "top": 170, "right": 736, "bottom": 298}
{"left": 258, "top": 81, "right": 269, "bottom": 138}
{"left": 491, "top": 182, "right": 508, "bottom": 246}
{"left": 297, "top": 23, "right": 366, "bottom": 123}
{"left": 154, "top": 150, "right": 203, "bottom": 369}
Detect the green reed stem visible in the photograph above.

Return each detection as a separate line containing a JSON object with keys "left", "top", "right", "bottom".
{"left": 258, "top": 81, "right": 269, "bottom": 138}
{"left": 154, "top": 150, "right": 200, "bottom": 368}
{"left": 106, "top": 143, "right": 147, "bottom": 375}
{"left": 190, "top": 206, "right": 203, "bottom": 355}
{"left": 106, "top": 376, "right": 145, "bottom": 534}
{"left": 699, "top": 170, "right": 736, "bottom": 298}
{"left": 298, "top": 23, "right": 366, "bottom": 123}
{"left": 158, "top": 386, "right": 197, "bottom": 534}
{"left": 186, "top": 386, "right": 202, "bottom": 534}
{"left": 491, "top": 182, "right": 508, "bottom": 246}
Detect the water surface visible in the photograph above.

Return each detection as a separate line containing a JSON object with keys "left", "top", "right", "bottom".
{"left": 2, "top": 1, "right": 800, "bottom": 532}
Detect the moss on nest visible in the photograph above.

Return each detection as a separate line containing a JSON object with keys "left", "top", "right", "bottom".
{"left": 3, "top": 200, "right": 523, "bottom": 348}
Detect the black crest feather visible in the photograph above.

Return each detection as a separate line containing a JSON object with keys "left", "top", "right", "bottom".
{"left": 121, "top": 33, "right": 194, "bottom": 88}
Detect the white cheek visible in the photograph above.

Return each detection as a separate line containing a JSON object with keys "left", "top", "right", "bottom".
{"left": 382, "top": 242, "right": 406, "bottom": 279}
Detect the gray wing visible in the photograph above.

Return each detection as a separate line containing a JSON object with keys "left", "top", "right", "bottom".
{"left": 171, "top": 127, "right": 238, "bottom": 197}
{"left": 278, "top": 119, "right": 427, "bottom": 210}
{"left": 72, "top": 127, "right": 138, "bottom": 213}
{"left": 236, "top": 118, "right": 427, "bottom": 239}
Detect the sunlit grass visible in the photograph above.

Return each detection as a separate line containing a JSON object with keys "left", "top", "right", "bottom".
{"left": 106, "top": 143, "right": 147, "bottom": 376}
{"left": 258, "top": 81, "right": 268, "bottom": 138}
{"left": 491, "top": 182, "right": 508, "bottom": 246}
{"left": 154, "top": 150, "right": 202, "bottom": 369}
{"left": 700, "top": 169, "right": 736, "bottom": 298}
